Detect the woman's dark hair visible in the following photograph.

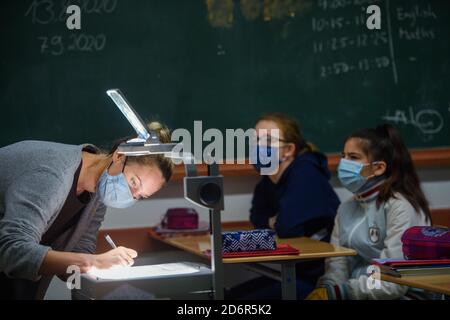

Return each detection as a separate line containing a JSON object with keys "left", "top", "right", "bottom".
{"left": 256, "top": 112, "right": 319, "bottom": 155}
{"left": 108, "top": 121, "right": 174, "bottom": 183}
{"left": 347, "top": 124, "right": 431, "bottom": 223}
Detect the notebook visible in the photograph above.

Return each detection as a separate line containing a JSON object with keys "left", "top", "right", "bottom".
{"left": 372, "top": 258, "right": 450, "bottom": 277}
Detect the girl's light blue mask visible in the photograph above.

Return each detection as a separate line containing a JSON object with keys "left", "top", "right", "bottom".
{"left": 97, "top": 160, "right": 137, "bottom": 208}
{"left": 337, "top": 158, "right": 377, "bottom": 193}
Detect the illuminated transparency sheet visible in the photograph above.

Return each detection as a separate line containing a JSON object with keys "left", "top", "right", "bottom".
{"left": 88, "top": 262, "right": 200, "bottom": 280}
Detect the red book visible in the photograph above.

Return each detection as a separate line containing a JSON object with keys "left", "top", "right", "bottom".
{"left": 220, "top": 244, "right": 300, "bottom": 258}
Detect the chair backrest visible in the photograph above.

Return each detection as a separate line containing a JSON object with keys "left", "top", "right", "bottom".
{"left": 432, "top": 209, "right": 450, "bottom": 228}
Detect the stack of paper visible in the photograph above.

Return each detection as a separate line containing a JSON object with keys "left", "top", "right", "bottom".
{"left": 372, "top": 258, "right": 450, "bottom": 277}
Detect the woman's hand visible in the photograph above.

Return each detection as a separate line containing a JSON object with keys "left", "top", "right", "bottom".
{"left": 89, "top": 246, "right": 138, "bottom": 271}
{"left": 40, "top": 248, "right": 138, "bottom": 276}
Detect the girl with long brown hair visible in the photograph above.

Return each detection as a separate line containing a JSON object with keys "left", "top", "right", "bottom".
{"left": 307, "top": 124, "right": 431, "bottom": 300}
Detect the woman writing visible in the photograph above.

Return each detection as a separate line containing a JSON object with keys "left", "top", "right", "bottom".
{"left": 0, "top": 122, "right": 173, "bottom": 299}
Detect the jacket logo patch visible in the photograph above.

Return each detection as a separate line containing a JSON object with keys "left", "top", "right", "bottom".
{"left": 369, "top": 226, "right": 380, "bottom": 244}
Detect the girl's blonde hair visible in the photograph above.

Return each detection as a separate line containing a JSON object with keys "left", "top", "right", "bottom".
{"left": 109, "top": 121, "right": 174, "bottom": 182}
{"left": 256, "top": 112, "right": 318, "bottom": 155}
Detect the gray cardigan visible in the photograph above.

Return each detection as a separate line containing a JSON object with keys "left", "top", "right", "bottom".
{"left": 0, "top": 140, "right": 107, "bottom": 299}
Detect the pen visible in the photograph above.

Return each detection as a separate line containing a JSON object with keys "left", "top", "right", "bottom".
{"left": 105, "top": 234, "right": 117, "bottom": 249}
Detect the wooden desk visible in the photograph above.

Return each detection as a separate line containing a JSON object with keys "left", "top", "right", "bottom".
{"left": 381, "top": 274, "right": 450, "bottom": 296}
{"left": 153, "top": 234, "right": 356, "bottom": 263}
{"left": 149, "top": 232, "right": 356, "bottom": 299}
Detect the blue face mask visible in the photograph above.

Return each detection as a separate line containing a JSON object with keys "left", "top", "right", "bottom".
{"left": 97, "top": 161, "right": 137, "bottom": 209}
{"left": 251, "top": 144, "right": 281, "bottom": 173}
{"left": 337, "top": 158, "right": 374, "bottom": 193}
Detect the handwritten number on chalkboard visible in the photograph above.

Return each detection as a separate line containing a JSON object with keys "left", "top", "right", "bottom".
{"left": 50, "top": 36, "right": 64, "bottom": 55}
{"left": 25, "top": 0, "right": 55, "bottom": 24}
{"left": 94, "top": 34, "right": 106, "bottom": 51}
{"left": 37, "top": 36, "right": 49, "bottom": 54}
{"left": 25, "top": 0, "right": 118, "bottom": 25}
{"left": 59, "top": 0, "right": 71, "bottom": 22}
{"left": 37, "top": 34, "right": 106, "bottom": 55}
{"left": 373, "top": 31, "right": 388, "bottom": 46}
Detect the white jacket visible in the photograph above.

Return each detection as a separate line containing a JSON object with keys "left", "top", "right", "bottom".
{"left": 317, "top": 191, "right": 430, "bottom": 299}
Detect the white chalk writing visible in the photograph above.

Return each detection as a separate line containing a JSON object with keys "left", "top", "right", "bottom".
{"left": 383, "top": 107, "right": 444, "bottom": 135}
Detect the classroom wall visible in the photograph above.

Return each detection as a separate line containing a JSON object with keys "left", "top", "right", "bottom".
{"left": 44, "top": 166, "right": 450, "bottom": 299}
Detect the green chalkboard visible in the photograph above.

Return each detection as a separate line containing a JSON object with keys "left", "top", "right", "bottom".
{"left": 1, "top": 0, "right": 449, "bottom": 153}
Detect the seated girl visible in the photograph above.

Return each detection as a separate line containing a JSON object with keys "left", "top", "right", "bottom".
{"left": 306, "top": 124, "right": 431, "bottom": 300}
{"left": 228, "top": 113, "right": 340, "bottom": 299}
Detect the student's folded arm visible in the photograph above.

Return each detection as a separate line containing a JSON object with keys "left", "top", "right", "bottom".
{"left": 343, "top": 196, "right": 427, "bottom": 300}
{"left": 0, "top": 168, "right": 68, "bottom": 281}
{"left": 249, "top": 181, "right": 276, "bottom": 229}
{"left": 316, "top": 213, "right": 350, "bottom": 287}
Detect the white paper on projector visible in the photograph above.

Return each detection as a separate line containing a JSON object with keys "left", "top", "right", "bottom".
{"left": 87, "top": 262, "right": 200, "bottom": 280}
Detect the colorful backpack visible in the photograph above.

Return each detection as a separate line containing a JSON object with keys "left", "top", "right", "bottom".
{"left": 161, "top": 207, "right": 199, "bottom": 230}
{"left": 401, "top": 226, "right": 450, "bottom": 260}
